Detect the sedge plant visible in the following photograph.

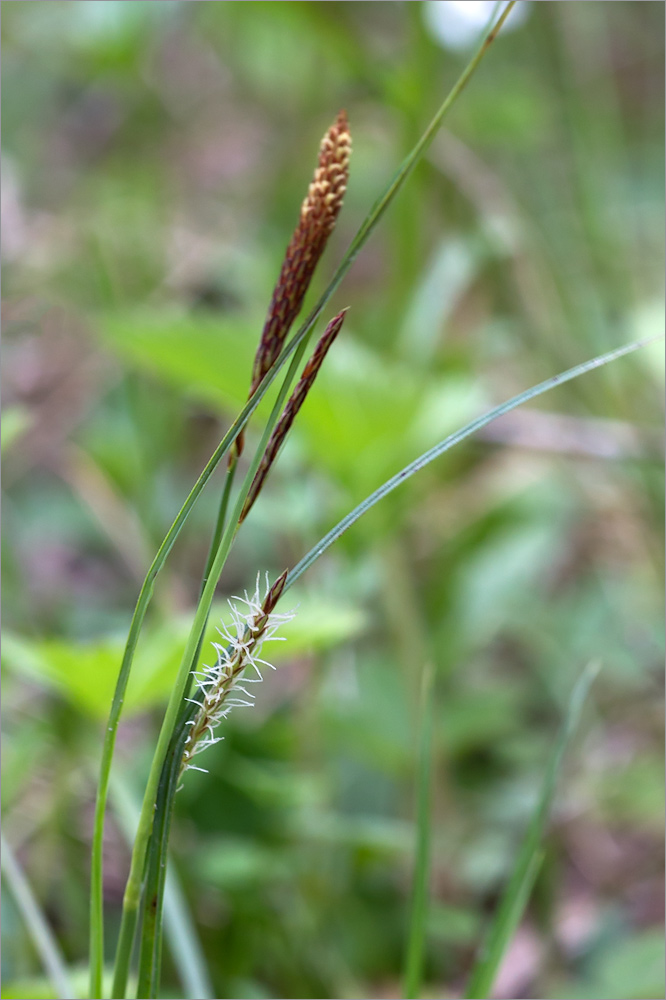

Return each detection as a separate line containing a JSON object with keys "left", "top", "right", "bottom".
{"left": 76, "top": 3, "right": 657, "bottom": 997}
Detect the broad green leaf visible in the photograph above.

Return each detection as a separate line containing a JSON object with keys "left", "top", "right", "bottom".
{"left": 1, "top": 594, "right": 366, "bottom": 718}
{"left": 1, "top": 407, "right": 31, "bottom": 451}
{"left": 297, "top": 338, "right": 482, "bottom": 494}
{"left": 97, "top": 309, "right": 265, "bottom": 413}
{"left": 549, "top": 930, "right": 666, "bottom": 999}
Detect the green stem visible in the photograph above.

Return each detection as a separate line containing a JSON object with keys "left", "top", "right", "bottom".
{"left": 2, "top": 835, "right": 76, "bottom": 1000}
{"left": 128, "top": 458, "right": 237, "bottom": 997}
{"left": 202, "top": 457, "right": 237, "bottom": 594}
{"left": 107, "top": 772, "right": 213, "bottom": 1000}
{"left": 89, "top": 373, "right": 264, "bottom": 999}
{"left": 136, "top": 731, "right": 184, "bottom": 999}
{"left": 185, "top": 457, "right": 238, "bottom": 706}
{"left": 135, "top": 466, "right": 236, "bottom": 998}
{"left": 111, "top": 342, "right": 308, "bottom": 1000}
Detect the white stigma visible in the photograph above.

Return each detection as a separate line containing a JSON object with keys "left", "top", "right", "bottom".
{"left": 180, "top": 574, "right": 295, "bottom": 780}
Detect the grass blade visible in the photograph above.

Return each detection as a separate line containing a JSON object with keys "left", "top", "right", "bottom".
{"left": 285, "top": 337, "right": 654, "bottom": 591}
{"left": 111, "top": 341, "right": 306, "bottom": 999}
{"left": 108, "top": 776, "right": 213, "bottom": 1000}
{"left": 403, "top": 662, "right": 436, "bottom": 1000}
{"left": 88, "top": 334, "right": 291, "bottom": 997}
{"left": 1, "top": 834, "right": 76, "bottom": 1000}
{"left": 464, "top": 660, "right": 601, "bottom": 1000}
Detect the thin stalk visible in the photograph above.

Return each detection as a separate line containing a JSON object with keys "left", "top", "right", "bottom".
{"left": 108, "top": 773, "right": 213, "bottom": 1000}
{"left": 137, "top": 698, "right": 203, "bottom": 997}
{"left": 92, "top": 6, "right": 516, "bottom": 992}
{"left": 2, "top": 835, "right": 76, "bottom": 1000}
{"left": 111, "top": 341, "right": 308, "bottom": 999}
{"left": 464, "top": 661, "right": 601, "bottom": 998}
{"left": 186, "top": 456, "right": 238, "bottom": 706}
{"left": 203, "top": 456, "right": 236, "bottom": 591}
{"left": 89, "top": 353, "right": 277, "bottom": 998}
{"left": 403, "top": 662, "right": 436, "bottom": 999}
{"left": 134, "top": 470, "right": 237, "bottom": 999}
{"left": 136, "top": 731, "right": 184, "bottom": 999}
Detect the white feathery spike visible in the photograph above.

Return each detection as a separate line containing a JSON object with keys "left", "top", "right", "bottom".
{"left": 180, "top": 574, "right": 295, "bottom": 782}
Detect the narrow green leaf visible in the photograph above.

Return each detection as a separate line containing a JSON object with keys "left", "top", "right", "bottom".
{"left": 108, "top": 776, "right": 213, "bottom": 1000}
{"left": 464, "top": 660, "right": 601, "bottom": 1000}
{"left": 111, "top": 338, "right": 309, "bottom": 1000}
{"left": 1, "top": 836, "right": 76, "bottom": 1000}
{"left": 285, "top": 338, "right": 654, "bottom": 592}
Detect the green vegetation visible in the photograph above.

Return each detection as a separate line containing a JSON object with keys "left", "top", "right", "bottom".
{"left": 2, "top": 3, "right": 663, "bottom": 999}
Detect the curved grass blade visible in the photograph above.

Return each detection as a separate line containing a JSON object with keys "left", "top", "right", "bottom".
{"left": 464, "top": 661, "right": 601, "bottom": 999}
{"left": 284, "top": 337, "right": 654, "bottom": 591}
{"left": 403, "top": 662, "right": 436, "bottom": 1000}
{"left": 96, "top": 6, "right": 518, "bottom": 995}
{"left": 108, "top": 775, "right": 213, "bottom": 1000}
{"left": 137, "top": 459, "right": 238, "bottom": 1000}
{"left": 136, "top": 721, "right": 190, "bottom": 999}
{"left": 1, "top": 835, "right": 76, "bottom": 1000}
{"left": 111, "top": 341, "right": 308, "bottom": 999}
{"left": 88, "top": 334, "right": 293, "bottom": 998}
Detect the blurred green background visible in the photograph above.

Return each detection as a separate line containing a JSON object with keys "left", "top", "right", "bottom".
{"left": 2, "top": 2, "right": 664, "bottom": 998}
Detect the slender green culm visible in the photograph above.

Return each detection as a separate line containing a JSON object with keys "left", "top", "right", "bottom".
{"left": 464, "top": 661, "right": 601, "bottom": 999}
{"left": 132, "top": 470, "right": 235, "bottom": 999}
{"left": 107, "top": 774, "right": 213, "bottom": 1000}
{"left": 2, "top": 835, "right": 76, "bottom": 1000}
{"left": 111, "top": 335, "right": 310, "bottom": 999}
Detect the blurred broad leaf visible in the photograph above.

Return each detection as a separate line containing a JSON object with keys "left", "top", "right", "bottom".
{"left": 1, "top": 407, "right": 31, "bottom": 452}
{"left": 98, "top": 310, "right": 261, "bottom": 413}
{"left": 98, "top": 309, "right": 484, "bottom": 498}
{"left": 2, "top": 593, "right": 365, "bottom": 718}
{"left": 549, "top": 929, "right": 666, "bottom": 1000}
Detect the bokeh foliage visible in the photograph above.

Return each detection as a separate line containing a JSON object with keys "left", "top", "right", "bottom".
{"left": 2, "top": 3, "right": 664, "bottom": 998}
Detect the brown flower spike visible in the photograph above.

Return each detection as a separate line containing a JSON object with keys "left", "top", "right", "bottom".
{"left": 233, "top": 112, "right": 351, "bottom": 463}
{"left": 250, "top": 111, "right": 351, "bottom": 396}
{"left": 240, "top": 308, "right": 348, "bottom": 523}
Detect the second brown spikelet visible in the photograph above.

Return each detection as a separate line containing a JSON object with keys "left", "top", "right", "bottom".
{"left": 240, "top": 308, "right": 348, "bottom": 522}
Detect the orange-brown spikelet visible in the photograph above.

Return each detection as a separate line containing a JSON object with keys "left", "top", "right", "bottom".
{"left": 250, "top": 111, "right": 350, "bottom": 396}
{"left": 240, "top": 309, "right": 348, "bottom": 523}
{"left": 232, "top": 112, "right": 350, "bottom": 464}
